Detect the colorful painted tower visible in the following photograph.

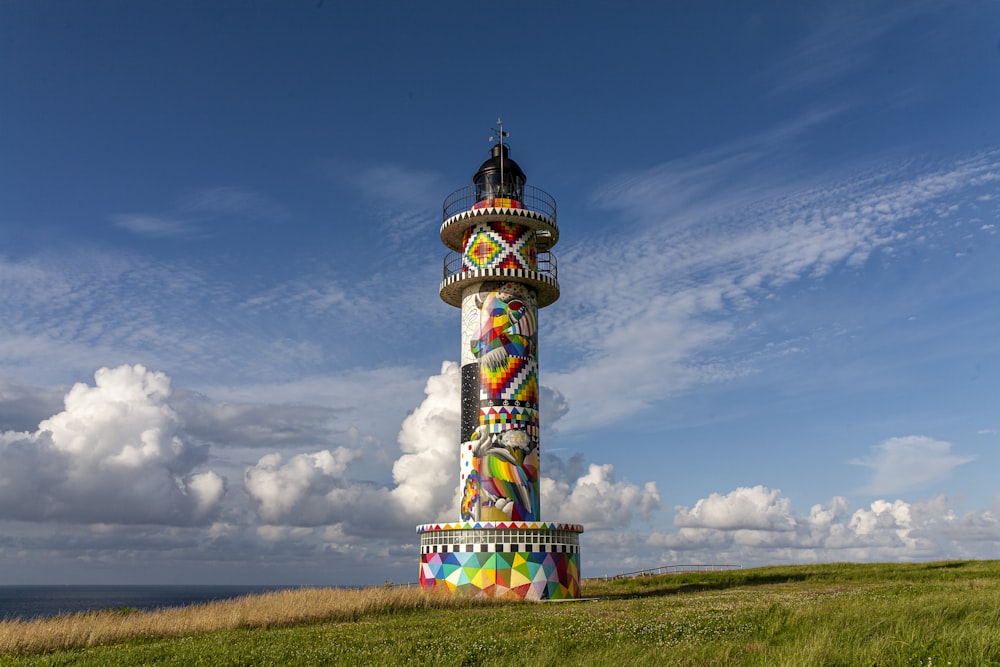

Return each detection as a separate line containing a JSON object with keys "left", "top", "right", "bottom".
{"left": 417, "top": 122, "right": 583, "bottom": 600}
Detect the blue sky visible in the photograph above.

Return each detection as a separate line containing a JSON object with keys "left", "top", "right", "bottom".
{"left": 1, "top": 1, "right": 999, "bottom": 585}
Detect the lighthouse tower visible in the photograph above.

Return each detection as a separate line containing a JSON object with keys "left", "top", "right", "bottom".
{"left": 416, "top": 123, "right": 583, "bottom": 600}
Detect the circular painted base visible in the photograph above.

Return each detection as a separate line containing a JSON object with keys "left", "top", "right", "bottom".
{"left": 417, "top": 523, "right": 583, "bottom": 600}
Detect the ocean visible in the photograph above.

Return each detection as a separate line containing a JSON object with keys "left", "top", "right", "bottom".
{"left": 0, "top": 585, "right": 290, "bottom": 621}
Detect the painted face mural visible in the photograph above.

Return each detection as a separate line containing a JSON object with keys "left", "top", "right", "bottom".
{"left": 460, "top": 280, "right": 540, "bottom": 522}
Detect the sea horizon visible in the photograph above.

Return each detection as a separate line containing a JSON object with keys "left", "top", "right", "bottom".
{"left": 0, "top": 584, "right": 306, "bottom": 621}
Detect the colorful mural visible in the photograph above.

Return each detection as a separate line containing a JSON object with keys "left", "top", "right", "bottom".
{"left": 461, "top": 221, "right": 537, "bottom": 273}
{"left": 460, "top": 280, "right": 540, "bottom": 522}
{"left": 419, "top": 551, "right": 581, "bottom": 600}
{"left": 471, "top": 197, "right": 524, "bottom": 210}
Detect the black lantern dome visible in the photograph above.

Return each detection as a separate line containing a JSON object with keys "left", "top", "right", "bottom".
{"left": 473, "top": 142, "right": 526, "bottom": 203}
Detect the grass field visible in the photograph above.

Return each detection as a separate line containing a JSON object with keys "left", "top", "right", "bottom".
{"left": 2, "top": 560, "right": 999, "bottom": 666}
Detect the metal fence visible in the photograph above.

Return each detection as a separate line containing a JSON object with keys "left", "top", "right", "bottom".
{"left": 442, "top": 184, "right": 557, "bottom": 223}
{"left": 592, "top": 564, "right": 743, "bottom": 581}
{"left": 443, "top": 251, "right": 558, "bottom": 283}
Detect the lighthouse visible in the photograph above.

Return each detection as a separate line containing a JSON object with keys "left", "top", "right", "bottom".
{"left": 416, "top": 122, "right": 583, "bottom": 600}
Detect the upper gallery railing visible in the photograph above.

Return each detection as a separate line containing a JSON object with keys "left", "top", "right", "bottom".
{"left": 442, "top": 184, "right": 557, "bottom": 225}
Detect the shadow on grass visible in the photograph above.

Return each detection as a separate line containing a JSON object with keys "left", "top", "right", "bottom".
{"left": 589, "top": 560, "right": 991, "bottom": 601}
{"left": 596, "top": 572, "right": 818, "bottom": 600}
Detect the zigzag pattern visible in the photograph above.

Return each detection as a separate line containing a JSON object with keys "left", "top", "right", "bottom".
{"left": 480, "top": 405, "right": 539, "bottom": 435}
{"left": 416, "top": 521, "right": 584, "bottom": 532}
{"left": 443, "top": 206, "right": 554, "bottom": 229}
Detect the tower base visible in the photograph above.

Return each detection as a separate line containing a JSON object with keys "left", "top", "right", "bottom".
{"left": 416, "top": 521, "right": 583, "bottom": 600}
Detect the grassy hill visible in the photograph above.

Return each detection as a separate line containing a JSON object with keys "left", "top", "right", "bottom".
{"left": 3, "top": 560, "right": 999, "bottom": 666}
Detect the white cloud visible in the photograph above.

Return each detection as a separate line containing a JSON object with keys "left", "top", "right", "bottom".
{"left": 850, "top": 435, "right": 975, "bottom": 495}
{"left": 0, "top": 364, "right": 225, "bottom": 525}
{"left": 390, "top": 361, "right": 464, "bottom": 522}
{"left": 673, "top": 485, "right": 796, "bottom": 531}
{"left": 240, "top": 361, "right": 663, "bottom": 538}
{"left": 244, "top": 448, "right": 360, "bottom": 523}
{"left": 640, "top": 485, "right": 1000, "bottom": 567}
{"left": 2, "top": 362, "right": 998, "bottom": 581}
{"left": 542, "top": 463, "right": 661, "bottom": 530}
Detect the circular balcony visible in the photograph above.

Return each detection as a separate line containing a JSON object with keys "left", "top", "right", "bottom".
{"left": 439, "top": 251, "right": 559, "bottom": 308}
{"left": 440, "top": 184, "right": 559, "bottom": 253}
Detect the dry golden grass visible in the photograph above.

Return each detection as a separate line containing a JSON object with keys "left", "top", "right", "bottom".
{"left": 0, "top": 585, "right": 497, "bottom": 656}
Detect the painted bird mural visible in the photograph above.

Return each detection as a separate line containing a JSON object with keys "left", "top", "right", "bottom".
{"left": 470, "top": 283, "right": 537, "bottom": 370}
{"left": 462, "top": 426, "right": 539, "bottom": 521}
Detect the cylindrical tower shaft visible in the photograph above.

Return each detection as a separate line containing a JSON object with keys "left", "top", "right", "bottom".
{"left": 458, "top": 229, "right": 541, "bottom": 521}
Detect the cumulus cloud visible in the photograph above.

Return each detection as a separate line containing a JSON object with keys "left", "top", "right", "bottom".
{"left": 242, "top": 361, "right": 662, "bottom": 538}
{"left": 0, "top": 365, "right": 225, "bottom": 525}
{"left": 542, "top": 462, "right": 662, "bottom": 530}
{"left": 642, "top": 485, "right": 1000, "bottom": 567}
{"left": 239, "top": 361, "right": 462, "bottom": 534}
{"left": 673, "top": 485, "right": 796, "bottom": 531}
{"left": 0, "top": 360, "right": 654, "bottom": 548}
{"left": 3, "top": 361, "right": 998, "bottom": 582}
{"left": 850, "top": 435, "right": 975, "bottom": 495}
{"left": 390, "top": 361, "right": 464, "bottom": 521}
{"left": 244, "top": 448, "right": 360, "bottom": 523}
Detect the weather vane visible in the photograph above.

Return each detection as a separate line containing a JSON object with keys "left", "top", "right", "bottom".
{"left": 488, "top": 116, "right": 509, "bottom": 145}
{"left": 489, "top": 117, "right": 510, "bottom": 187}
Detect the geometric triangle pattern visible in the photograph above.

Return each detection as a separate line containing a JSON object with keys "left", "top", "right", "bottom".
{"left": 420, "top": 550, "right": 581, "bottom": 600}
{"left": 416, "top": 521, "right": 584, "bottom": 531}
{"left": 480, "top": 405, "right": 539, "bottom": 436}
{"left": 461, "top": 221, "right": 536, "bottom": 273}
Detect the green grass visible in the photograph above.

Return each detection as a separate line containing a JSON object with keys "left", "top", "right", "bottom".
{"left": 4, "top": 560, "right": 1000, "bottom": 666}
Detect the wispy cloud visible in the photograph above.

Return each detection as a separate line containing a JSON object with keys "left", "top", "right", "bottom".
{"left": 760, "top": 4, "right": 933, "bottom": 95}
{"left": 547, "top": 149, "right": 1000, "bottom": 430}
{"left": 0, "top": 241, "right": 445, "bottom": 391}
{"left": 111, "top": 214, "right": 193, "bottom": 238}
{"left": 850, "top": 435, "right": 975, "bottom": 495}
{"left": 110, "top": 186, "right": 289, "bottom": 239}
{"left": 178, "top": 186, "right": 291, "bottom": 221}
{"left": 331, "top": 160, "right": 443, "bottom": 248}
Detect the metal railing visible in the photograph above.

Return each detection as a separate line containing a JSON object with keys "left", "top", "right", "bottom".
{"left": 594, "top": 564, "right": 743, "bottom": 581}
{"left": 443, "top": 184, "right": 557, "bottom": 223}
{"left": 443, "top": 251, "right": 558, "bottom": 283}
